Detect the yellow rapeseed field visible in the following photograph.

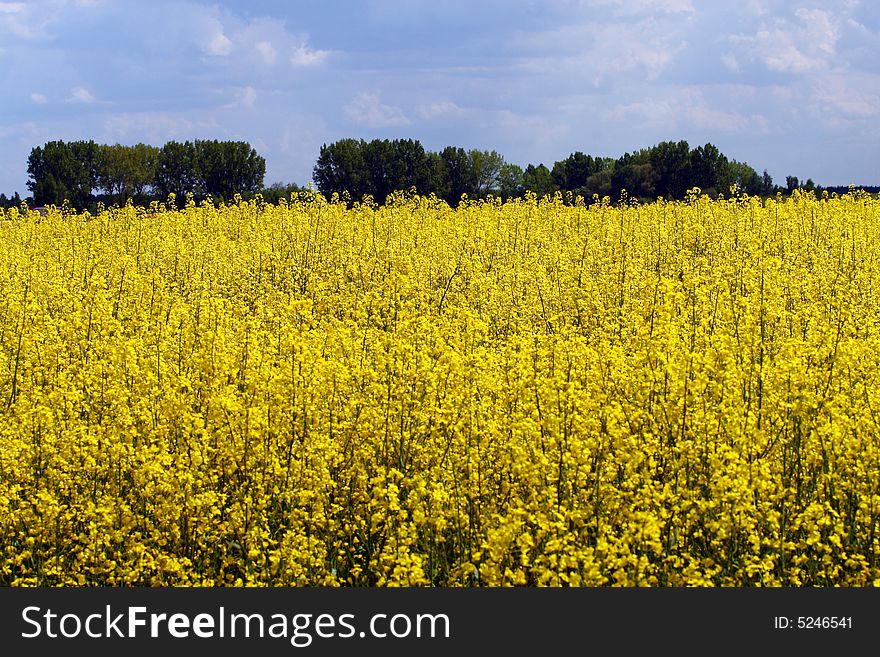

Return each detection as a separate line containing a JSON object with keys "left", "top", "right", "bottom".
{"left": 1, "top": 189, "right": 879, "bottom": 586}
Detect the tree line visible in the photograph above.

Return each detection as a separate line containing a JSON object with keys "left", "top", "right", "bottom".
{"left": 312, "top": 138, "right": 819, "bottom": 204}
{"left": 16, "top": 139, "right": 267, "bottom": 210}
{"left": 3, "top": 136, "right": 839, "bottom": 212}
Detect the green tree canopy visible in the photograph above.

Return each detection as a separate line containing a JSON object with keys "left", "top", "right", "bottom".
{"left": 27, "top": 140, "right": 100, "bottom": 208}
{"left": 195, "top": 139, "right": 266, "bottom": 199}
{"left": 522, "top": 163, "right": 555, "bottom": 197}
{"left": 98, "top": 143, "right": 159, "bottom": 205}
{"left": 155, "top": 141, "right": 199, "bottom": 204}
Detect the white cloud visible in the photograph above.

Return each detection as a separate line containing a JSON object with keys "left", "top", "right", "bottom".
{"left": 0, "top": 1, "right": 45, "bottom": 39}
{"left": 417, "top": 100, "right": 465, "bottom": 120}
{"left": 290, "top": 44, "right": 328, "bottom": 67}
{"left": 255, "top": 40, "right": 276, "bottom": 65}
{"left": 721, "top": 53, "right": 740, "bottom": 73}
{"left": 811, "top": 72, "right": 880, "bottom": 119}
{"left": 607, "top": 89, "right": 769, "bottom": 134}
{"left": 205, "top": 32, "right": 232, "bottom": 56}
{"left": 579, "top": 0, "right": 694, "bottom": 14}
{"left": 185, "top": 9, "right": 327, "bottom": 70}
{"left": 67, "top": 86, "right": 96, "bottom": 103}
{"left": 731, "top": 8, "right": 841, "bottom": 75}
{"left": 794, "top": 8, "right": 839, "bottom": 55}
{"left": 685, "top": 105, "right": 769, "bottom": 134}
{"left": 102, "top": 111, "right": 218, "bottom": 143}
{"left": 516, "top": 19, "right": 686, "bottom": 84}
{"left": 193, "top": 13, "right": 234, "bottom": 56}
{"left": 344, "top": 92, "right": 409, "bottom": 128}
{"left": 30, "top": 92, "right": 47, "bottom": 104}
{"left": 226, "top": 86, "right": 257, "bottom": 109}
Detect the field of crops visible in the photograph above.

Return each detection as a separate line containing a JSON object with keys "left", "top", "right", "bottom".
{"left": 1, "top": 189, "right": 879, "bottom": 586}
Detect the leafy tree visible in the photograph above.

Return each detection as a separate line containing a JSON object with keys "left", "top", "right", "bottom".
{"left": 361, "top": 138, "right": 435, "bottom": 201}
{"left": 522, "top": 163, "right": 555, "bottom": 197}
{"left": 0, "top": 192, "right": 22, "bottom": 209}
{"left": 786, "top": 175, "right": 800, "bottom": 193}
{"left": 580, "top": 170, "right": 612, "bottom": 200}
{"left": 98, "top": 143, "right": 159, "bottom": 205}
{"left": 469, "top": 149, "right": 504, "bottom": 197}
{"left": 155, "top": 141, "right": 199, "bottom": 204}
{"left": 439, "top": 146, "right": 477, "bottom": 204}
{"left": 426, "top": 152, "right": 449, "bottom": 200}
{"left": 195, "top": 139, "right": 266, "bottom": 199}
{"left": 498, "top": 163, "right": 524, "bottom": 199}
{"left": 362, "top": 139, "right": 395, "bottom": 201}
{"left": 648, "top": 140, "right": 690, "bottom": 198}
{"left": 611, "top": 150, "right": 657, "bottom": 199}
{"left": 27, "top": 140, "right": 100, "bottom": 208}
{"left": 389, "top": 138, "right": 435, "bottom": 194}
{"left": 688, "top": 143, "right": 728, "bottom": 195}
{"left": 261, "top": 182, "right": 300, "bottom": 204}
{"left": 759, "top": 170, "right": 775, "bottom": 196}
{"left": 721, "top": 160, "right": 761, "bottom": 195}
{"left": 313, "top": 138, "right": 368, "bottom": 200}
{"left": 551, "top": 152, "right": 608, "bottom": 192}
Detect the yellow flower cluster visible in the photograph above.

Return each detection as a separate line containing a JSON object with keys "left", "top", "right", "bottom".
{"left": 1, "top": 189, "right": 879, "bottom": 586}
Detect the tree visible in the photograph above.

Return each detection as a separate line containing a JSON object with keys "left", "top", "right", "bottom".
{"left": 426, "top": 152, "right": 448, "bottom": 200}
{"left": 786, "top": 175, "right": 799, "bottom": 193}
{"left": 261, "top": 182, "right": 300, "bottom": 204}
{"left": 721, "top": 160, "right": 761, "bottom": 195}
{"left": 389, "top": 138, "right": 435, "bottom": 194}
{"left": 155, "top": 141, "right": 199, "bottom": 204}
{"left": 611, "top": 149, "right": 657, "bottom": 199}
{"left": 27, "top": 140, "right": 100, "bottom": 208}
{"left": 648, "top": 140, "right": 690, "bottom": 198}
{"left": 439, "top": 146, "right": 477, "bottom": 204}
{"left": 687, "top": 143, "right": 728, "bottom": 195}
{"left": 361, "top": 139, "right": 395, "bottom": 201}
{"left": 313, "top": 138, "right": 368, "bottom": 200}
{"left": 469, "top": 149, "right": 504, "bottom": 197}
{"left": 522, "top": 163, "right": 555, "bottom": 197}
{"left": 0, "top": 192, "right": 23, "bottom": 209}
{"left": 498, "top": 163, "right": 524, "bottom": 199}
{"left": 759, "top": 170, "right": 775, "bottom": 196}
{"left": 359, "top": 138, "right": 435, "bottom": 201}
{"left": 551, "top": 151, "right": 607, "bottom": 192}
{"left": 195, "top": 140, "right": 266, "bottom": 200}
{"left": 98, "top": 143, "right": 159, "bottom": 205}
{"left": 580, "top": 170, "right": 612, "bottom": 200}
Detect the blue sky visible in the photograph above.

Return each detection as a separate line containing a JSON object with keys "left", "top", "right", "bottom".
{"left": 1, "top": 0, "right": 878, "bottom": 196}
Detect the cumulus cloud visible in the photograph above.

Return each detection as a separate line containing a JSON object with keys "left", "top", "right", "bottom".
{"left": 344, "top": 92, "right": 409, "bottom": 128}
{"left": 197, "top": 16, "right": 233, "bottom": 56}
{"left": 0, "top": 1, "right": 51, "bottom": 39}
{"left": 30, "top": 92, "right": 47, "bottom": 104}
{"left": 515, "top": 16, "right": 687, "bottom": 85}
{"left": 290, "top": 43, "right": 328, "bottom": 67}
{"left": 810, "top": 73, "right": 880, "bottom": 119}
{"left": 730, "top": 8, "right": 841, "bottom": 74}
{"left": 254, "top": 40, "right": 276, "bottom": 65}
